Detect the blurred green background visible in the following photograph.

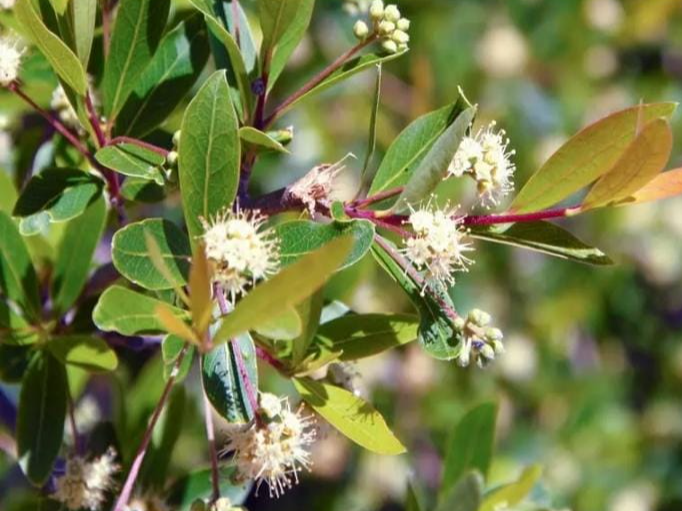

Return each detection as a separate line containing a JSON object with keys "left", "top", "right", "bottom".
{"left": 2, "top": 0, "right": 682, "bottom": 510}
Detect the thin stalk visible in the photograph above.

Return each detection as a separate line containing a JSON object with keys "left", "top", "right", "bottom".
{"left": 264, "top": 37, "right": 376, "bottom": 128}
{"left": 200, "top": 356, "right": 221, "bottom": 503}
{"left": 86, "top": 92, "right": 107, "bottom": 148}
{"left": 460, "top": 206, "right": 579, "bottom": 226}
{"left": 112, "top": 345, "right": 189, "bottom": 511}
{"left": 109, "top": 136, "right": 171, "bottom": 158}
{"left": 352, "top": 186, "right": 404, "bottom": 209}
{"left": 255, "top": 346, "right": 285, "bottom": 372}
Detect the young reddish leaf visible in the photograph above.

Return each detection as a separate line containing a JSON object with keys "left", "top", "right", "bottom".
{"left": 511, "top": 102, "right": 677, "bottom": 213}
{"left": 582, "top": 118, "right": 673, "bottom": 209}
{"left": 619, "top": 168, "right": 682, "bottom": 205}
{"left": 189, "top": 244, "right": 212, "bottom": 336}
{"left": 156, "top": 304, "right": 199, "bottom": 345}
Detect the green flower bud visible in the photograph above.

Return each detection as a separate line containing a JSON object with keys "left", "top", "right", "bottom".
{"left": 378, "top": 20, "right": 396, "bottom": 35}
{"left": 172, "top": 129, "right": 181, "bottom": 147}
{"left": 454, "top": 317, "right": 466, "bottom": 331}
{"left": 492, "top": 339, "right": 505, "bottom": 355}
{"left": 381, "top": 39, "right": 398, "bottom": 54}
{"left": 479, "top": 343, "right": 495, "bottom": 361}
{"left": 398, "top": 42, "right": 409, "bottom": 52}
{"left": 485, "top": 327, "right": 503, "bottom": 342}
{"left": 468, "top": 308, "right": 491, "bottom": 327}
{"left": 384, "top": 4, "right": 401, "bottom": 22}
{"left": 353, "top": 20, "right": 370, "bottom": 39}
{"left": 369, "top": 0, "right": 384, "bottom": 20}
{"left": 397, "top": 17, "right": 411, "bottom": 31}
{"left": 391, "top": 29, "right": 410, "bottom": 44}
{"left": 166, "top": 150, "right": 178, "bottom": 168}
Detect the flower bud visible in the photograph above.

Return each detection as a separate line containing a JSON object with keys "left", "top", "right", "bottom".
{"left": 353, "top": 20, "right": 370, "bottom": 39}
{"left": 468, "top": 308, "right": 491, "bottom": 327}
{"left": 259, "top": 393, "right": 283, "bottom": 419}
{"left": 479, "top": 343, "right": 496, "bottom": 361}
{"left": 485, "top": 327, "right": 503, "bottom": 342}
{"left": 492, "top": 339, "right": 505, "bottom": 355}
{"left": 172, "top": 129, "right": 181, "bottom": 147}
{"left": 381, "top": 39, "right": 398, "bottom": 53}
{"left": 166, "top": 150, "right": 178, "bottom": 168}
{"left": 454, "top": 317, "right": 466, "bottom": 331}
{"left": 391, "top": 29, "right": 410, "bottom": 44}
{"left": 397, "top": 17, "right": 411, "bottom": 31}
{"left": 369, "top": 0, "right": 384, "bottom": 20}
{"left": 383, "top": 4, "right": 401, "bottom": 22}
{"left": 378, "top": 20, "right": 396, "bottom": 35}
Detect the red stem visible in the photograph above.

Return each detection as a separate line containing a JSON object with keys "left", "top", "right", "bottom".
{"left": 86, "top": 92, "right": 107, "bottom": 148}
{"left": 256, "top": 346, "right": 285, "bottom": 372}
{"left": 263, "top": 37, "right": 376, "bottom": 128}
{"left": 352, "top": 186, "right": 404, "bottom": 209}
{"left": 460, "top": 207, "right": 577, "bottom": 226}
{"left": 113, "top": 345, "right": 189, "bottom": 511}
{"left": 109, "top": 136, "right": 170, "bottom": 158}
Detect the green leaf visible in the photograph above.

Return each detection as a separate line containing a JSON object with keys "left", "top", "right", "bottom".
{"left": 162, "top": 335, "right": 195, "bottom": 383}
{"left": 275, "top": 51, "right": 406, "bottom": 118}
{"left": 17, "top": 352, "right": 67, "bottom": 486}
{"left": 470, "top": 221, "right": 613, "bottom": 266}
{"left": 405, "top": 482, "right": 425, "bottom": 511}
{"left": 480, "top": 465, "right": 543, "bottom": 511}
{"left": 103, "top": 0, "right": 170, "bottom": 118}
{"left": 46, "top": 335, "right": 119, "bottom": 372}
{"left": 0, "top": 211, "right": 40, "bottom": 320}
{"left": 511, "top": 102, "right": 677, "bottom": 213}
{"left": 15, "top": 0, "right": 88, "bottom": 95}
{"left": 115, "top": 15, "right": 211, "bottom": 137}
{"left": 239, "top": 126, "right": 289, "bottom": 153}
{"left": 52, "top": 195, "right": 107, "bottom": 314}
{"left": 0, "top": 171, "right": 18, "bottom": 214}
{"left": 582, "top": 118, "right": 673, "bottom": 209}
{"left": 394, "top": 106, "right": 476, "bottom": 211}
{"left": 441, "top": 403, "right": 497, "bottom": 500}
{"left": 276, "top": 219, "right": 375, "bottom": 269}
{"left": 291, "top": 290, "right": 324, "bottom": 366}
{"left": 202, "top": 333, "right": 258, "bottom": 424}
{"left": 69, "top": 0, "right": 97, "bottom": 68}
{"left": 179, "top": 71, "right": 241, "bottom": 243}
{"left": 0, "top": 344, "right": 32, "bottom": 382}
{"left": 121, "top": 178, "right": 166, "bottom": 203}
{"left": 368, "top": 101, "right": 465, "bottom": 202}
{"left": 436, "top": 472, "right": 483, "bottom": 511}
{"left": 0, "top": 301, "right": 38, "bottom": 346}
{"left": 258, "top": 0, "right": 303, "bottom": 60}
{"left": 253, "top": 307, "right": 302, "bottom": 341}
{"left": 13, "top": 168, "right": 103, "bottom": 223}
{"left": 112, "top": 218, "right": 192, "bottom": 291}
{"left": 93, "top": 285, "right": 190, "bottom": 336}
{"left": 265, "top": 0, "right": 315, "bottom": 89}
{"left": 212, "top": 237, "right": 353, "bottom": 345}
{"left": 315, "top": 313, "right": 419, "bottom": 361}
{"left": 168, "top": 466, "right": 251, "bottom": 510}
{"left": 95, "top": 144, "right": 165, "bottom": 184}
{"left": 294, "top": 377, "right": 406, "bottom": 455}
{"left": 359, "top": 64, "right": 383, "bottom": 194}
{"left": 371, "top": 241, "right": 460, "bottom": 360}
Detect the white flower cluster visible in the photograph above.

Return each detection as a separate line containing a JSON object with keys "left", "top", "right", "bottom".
{"left": 0, "top": 0, "right": 15, "bottom": 10}
{"left": 0, "top": 34, "right": 23, "bottom": 86}
{"left": 53, "top": 448, "right": 120, "bottom": 510}
{"left": 285, "top": 158, "right": 346, "bottom": 214}
{"left": 448, "top": 121, "right": 516, "bottom": 207}
{"left": 454, "top": 309, "right": 505, "bottom": 368}
{"left": 403, "top": 202, "right": 474, "bottom": 290}
{"left": 200, "top": 207, "right": 279, "bottom": 301}
{"left": 223, "top": 393, "right": 316, "bottom": 498}
{"left": 352, "top": 0, "right": 410, "bottom": 54}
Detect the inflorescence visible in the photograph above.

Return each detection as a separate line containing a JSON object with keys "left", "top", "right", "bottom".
{"left": 352, "top": 0, "right": 410, "bottom": 54}
{"left": 454, "top": 309, "right": 505, "bottom": 368}
{"left": 53, "top": 448, "right": 120, "bottom": 510}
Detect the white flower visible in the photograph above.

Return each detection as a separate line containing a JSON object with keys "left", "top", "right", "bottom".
{"left": 448, "top": 122, "right": 516, "bottom": 207}
{"left": 223, "top": 396, "right": 316, "bottom": 498}
{"left": 403, "top": 202, "right": 474, "bottom": 289}
{"left": 53, "top": 448, "right": 120, "bottom": 510}
{"left": 51, "top": 84, "right": 80, "bottom": 129}
{"left": 353, "top": 20, "right": 370, "bottom": 39}
{"left": 259, "top": 392, "right": 284, "bottom": 419}
{"left": 0, "top": 35, "right": 23, "bottom": 86}
{"left": 0, "top": 0, "right": 15, "bottom": 10}
{"left": 200, "top": 207, "right": 279, "bottom": 301}
{"left": 285, "top": 156, "right": 350, "bottom": 214}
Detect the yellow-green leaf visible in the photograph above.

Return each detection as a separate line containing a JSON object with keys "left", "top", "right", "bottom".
{"left": 480, "top": 465, "right": 543, "bottom": 511}
{"left": 623, "top": 167, "right": 682, "bottom": 205}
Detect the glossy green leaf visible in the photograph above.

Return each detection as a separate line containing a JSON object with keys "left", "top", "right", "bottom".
{"left": 17, "top": 352, "right": 67, "bottom": 486}
{"left": 371, "top": 241, "right": 460, "bottom": 360}
{"left": 52, "top": 196, "right": 107, "bottom": 314}
{"left": 436, "top": 472, "right": 483, "bottom": 511}
{"left": 441, "top": 403, "right": 497, "bottom": 500}
{"left": 202, "top": 333, "right": 258, "bottom": 423}
{"left": 315, "top": 313, "right": 419, "bottom": 361}
{"left": 470, "top": 221, "right": 613, "bottom": 266}
{"left": 511, "top": 102, "right": 677, "bottom": 213}
{"left": 480, "top": 465, "right": 543, "bottom": 511}
{"left": 120, "top": 178, "right": 166, "bottom": 203}
{"left": 95, "top": 144, "right": 165, "bottom": 184}
{"left": 359, "top": 64, "right": 383, "bottom": 194}
{"left": 264, "top": 0, "right": 315, "bottom": 88}
{"left": 116, "top": 15, "right": 211, "bottom": 137}
{"left": 394, "top": 106, "right": 476, "bottom": 211}
{"left": 239, "top": 126, "right": 289, "bottom": 153}
{"left": 253, "top": 306, "right": 303, "bottom": 341}
{"left": 112, "top": 218, "right": 192, "bottom": 291}
{"left": 13, "top": 168, "right": 103, "bottom": 223}
{"left": 179, "top": 71, "right": 241, "bottom": 242}
{"left": 103, "top": 0, "right": 170, "bottom": 117}
{"left": 46, "top": 335, "right": 119, "bottom": 372}
{"left": 93, "top": 285, "right": 190, "bottom": 336}
{"left": 275, "top": 51, "right": 406, "bottom": 119}
{"left": 294, "top": 377, "right": 406, "bottom": 455}
{"left": 582, "top": 118, "right": 673, "bottom": 209}
{"left": 162, "top": 335, "right": 195, "bottom": 383}
{"left": 0, "top": 301, "right": 38, "bottom": 346}
{"left": 0, "top": 211, "right": 40, "bottom": 320}
{"left": 69, "top": 0, "right": 97, "bottom": 68}
{"left": 213, "top": 237, "right": 353, "bottom": 345}
{"left": 291, "top": 290, "right": 324, "bottom": 366}
{"left": 15, "top": 0, "right": 87, "bottom": 95}
{"left": 369, "top": 101, "right": 465, "bottom": 201}
{"left": 276, "top": 219, "right": 375, "bottom": 269}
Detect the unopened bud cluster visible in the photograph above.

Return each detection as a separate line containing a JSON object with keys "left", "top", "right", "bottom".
{"left": 353, "top": 0, "right": 410, "bottom": 54}
{"left": 453, "top": 309, "right": 504, "bottom": 368}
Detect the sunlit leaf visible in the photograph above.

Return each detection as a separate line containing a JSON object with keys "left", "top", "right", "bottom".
{"left": 46, "top": 335, "right": 118, "bottom": 372}
{"left": 480, "top": 465, "right": 543, "bottom": 511}
{"left": 622, "top": 167, "right": 682, "bottom": 205}
{"left": 95, "top": 144, "right": 165, "bottom": 184}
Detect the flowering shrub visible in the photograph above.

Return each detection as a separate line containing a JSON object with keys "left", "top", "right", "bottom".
{"left": 0, "top": 0, "right": 681, "bottom": 510}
